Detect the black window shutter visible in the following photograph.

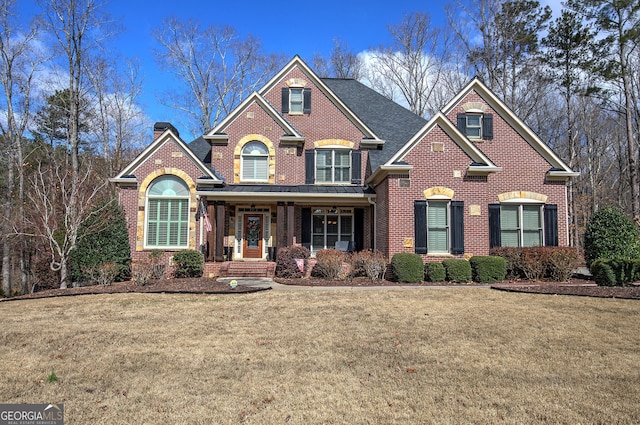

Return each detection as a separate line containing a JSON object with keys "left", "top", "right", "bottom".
{"left": 482, "top": 113, "right": 493, "bottom": 140}
{"left": 301, "top": 208, "right": 311, "bottom": 250}
{"left": 303, "top": 88, "right": 311, "bottom": 114}
{"left": 451, "top": 201, "right": 464, "bottom": 254}
{"left": 414, "top": 200, "right": 427, "bottom": 254}
{"left": 544, "top": 204, "right": 558, "bottom": 246}
{"left": 488, "top": 204, "right": 501, "bottom": 249}
{"left": 305, "top": 149, "right": 315, "bottom": 184}
{"left": 351, "top": 150, "right": 361, "bottom": 184}
{"left": 354, "top": 208, "right": 364, "bottom": 251}
{"left": 457, "top": 113, "right": 467, "bottom": 133}
{"left": 281, "top": 88, "right": 289, "bottom": 114}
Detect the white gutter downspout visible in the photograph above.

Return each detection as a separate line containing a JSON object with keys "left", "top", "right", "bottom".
{"left": 367, "top": 196, "right": 376, "bottom": 250}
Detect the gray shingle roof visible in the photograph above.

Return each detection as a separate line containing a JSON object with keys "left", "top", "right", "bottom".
{"left": 186, "top": 78, "right": 428, "bottom": 179}
{"left": 321, "top": 78, "right": 428, "bottom": 170}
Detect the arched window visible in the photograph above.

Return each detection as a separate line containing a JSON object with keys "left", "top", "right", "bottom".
{"left": 145, "top": 175, "right": 190, "bottom": 248}
{"left": 241, "top": 141, "right": 269, "bottom": 182}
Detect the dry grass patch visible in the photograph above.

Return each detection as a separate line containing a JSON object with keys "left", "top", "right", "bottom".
{"left": 0, "top": 289, "right": 639, "bottom": 424}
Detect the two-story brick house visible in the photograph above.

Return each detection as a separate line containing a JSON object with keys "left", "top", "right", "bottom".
{"left": 112, "top": 56, "right": 577, "bottom": 276}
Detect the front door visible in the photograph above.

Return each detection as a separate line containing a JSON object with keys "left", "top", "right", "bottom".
{"left": 243, "top": 214, "right": 263, "bottom": 259}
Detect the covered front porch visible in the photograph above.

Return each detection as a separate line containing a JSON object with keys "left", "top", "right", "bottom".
{"left": 196, "top": 185, "right": 376, "bottom": 264}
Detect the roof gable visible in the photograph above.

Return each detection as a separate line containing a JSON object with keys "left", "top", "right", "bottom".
{"left": 443, "top": 77, "right": 577, "bottom": 178}
{"left": 256, "top": 56, "right": 383, "bottom": 144}
{"left": 204, "top": 92, "right": 304, "bottom": 143}
{"left": 387, "top": 112, "right": 501, "bottom": 174}
{"left": 112, "top": 128, "right": 221, "bottom": 183}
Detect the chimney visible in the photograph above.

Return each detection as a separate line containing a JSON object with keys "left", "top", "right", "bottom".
{"left": 153, "top": 122, "right": 179, "bottom": 140}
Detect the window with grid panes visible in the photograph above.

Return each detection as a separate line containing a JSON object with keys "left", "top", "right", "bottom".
{"left": 311, "top": 208, "right": 353, "bottom": 254}
{"left": 316, "top": 150, "right": 350, "bottom": 183}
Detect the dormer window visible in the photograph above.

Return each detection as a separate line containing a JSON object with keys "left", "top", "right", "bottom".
{"left": 457, "top": 112, "right": 493, "bottom": 140}
{"left": 282, "top": 87, "right": 311, "bottom": 115}
{"left": 289, "top": 88, "right": 303, "bottom": 114}
{"left": 466, "top": 114, "right": 482, "bottom": 139}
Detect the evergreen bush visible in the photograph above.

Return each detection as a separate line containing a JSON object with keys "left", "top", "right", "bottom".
{"left": 172, "top": 250, "right": 203, "bottom": 278}
{"left": 442, "top": 258, "right": 472, "bottom": 283}
{"left": 584, "top": 206, "right": 640, "bottom": 267}
{"left": 424, "top": 262, "right": 446, "bottom": 282}
{"left": 469, "top": 256, "right": 506, "bottom": 283}
{"left": 391, "top": 253, "right": 424, "bottom": 283}
{"left": 69, "top": 201, "right": 131, "bottom": 285}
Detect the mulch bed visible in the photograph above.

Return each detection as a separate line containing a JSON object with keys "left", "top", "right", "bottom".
{"left": 3, "top": 277, "right": 640, "bottom": 301}
{"left": 1, "top": 278, "right": 268, "bottom": 302}
{"left": 492, "top": 282, "right": 640, "bottom": 300}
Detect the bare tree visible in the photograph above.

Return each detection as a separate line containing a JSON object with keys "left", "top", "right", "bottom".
{"left": 87, "top": 56, "right": 147, "bottom": 178}
{"left": 0, "top": 0, "right": 44, "bottom": 294}
{"left": 313, "top": 38, "right": 364, "bottom": 79}
{"left": 41, "top": 0, "right": 113, "bottom": 288}
{"left": 153, "top": 17, "right": 285, "bottom": 135}
{"left": 364, "top": 12, "right": 449, "bottom": 117}
{"left": 26, "top": 147, "right": 107, "bottom": 288}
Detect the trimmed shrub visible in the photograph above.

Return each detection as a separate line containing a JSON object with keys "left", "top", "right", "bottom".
{"left": 590, "top": 259, "right": 640, "bottom": 286}
{"left": 584, "top": 206, "right": 640, "bottom": 267}
{"left": 275, "top": 245, "right": 310, "bottom": 278}
{"left": 172, "top": 250, "right": 203, "bottom": 278}
{"left": 69, "top": 201, "right": 131, "bottom": 284}
{"left": 469, "top": 256, "right": 506, "bottom": 283}
{"left": 591, "top": 260, "right": 618, "bottom": 286}
{"left": 490, "top": 247, "right": 522, "bottom": 279}
{"left": 312, "top": 249, "right": 347, "bottom": 280}
{"left": 442, "top": 259, "right": 472, "bottom": 283}
{"left": 424, "top": 262, "right": 446, "bottom": 282}
{"left": 546, "top": 247, "right": 581, "bottom": 282}
{"left": 351, "top": 250, "right": 387, "bottom": 281}
{"left": 520, "top": 247, "right": 548, "bottom": 282}
{"left": 391, "top": 253, "right": 424, "bottom": 283}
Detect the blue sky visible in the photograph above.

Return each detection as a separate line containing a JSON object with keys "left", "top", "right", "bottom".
{"left": 16, "top": 0, "right": 561, "bottom": 141}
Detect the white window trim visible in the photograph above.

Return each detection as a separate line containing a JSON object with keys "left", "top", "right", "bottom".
{"left": 144, "top": 195, "right": 190, "bottom": 250}
{"left": 427, "top": 201, "right": 450, "bottom": 254}
{"left": 500, "top": 204, "right": 544, "bottom": 247}
{"left": 289, "top": 87, "right": 304, "bottom": 115}
{"left": 240, "top": 142, "right": 269, "bottom": 183}
{"left": 315, "top": 149, "right": 352, "bottom": 185}
{"left": 466, "top": 113, "right": 482, "bottom": 140}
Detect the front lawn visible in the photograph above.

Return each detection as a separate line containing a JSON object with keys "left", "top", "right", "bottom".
{"left": 1, "top": 290, "right": 638, "bottom": 424}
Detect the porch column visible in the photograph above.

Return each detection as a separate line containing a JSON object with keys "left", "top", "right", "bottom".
{"left": 215, "top": 201, "right": 225, "bottom": 262}
{"left": 207, "top": 202, "right": 215, "bottom": 262}
{"left": 287, "top": 202, "right": 295, "bottom": 246}
{"left": 277, "top": 201, "right": 287, "bottom": 250}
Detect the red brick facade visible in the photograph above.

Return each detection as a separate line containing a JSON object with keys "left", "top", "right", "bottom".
{"left": 113, "top": 56, "right": 576, "bottom": 274}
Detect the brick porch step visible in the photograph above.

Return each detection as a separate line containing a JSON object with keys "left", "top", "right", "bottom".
{"left": 219, "top": 261, "right": 276, "bottom": 278}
